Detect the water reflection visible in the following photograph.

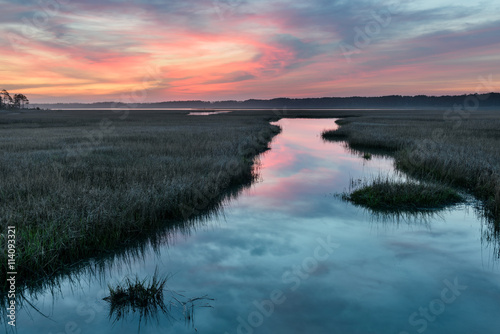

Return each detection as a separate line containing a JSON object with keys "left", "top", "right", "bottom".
{"left": 5, "top": 118, "right": 500, "bottom": 334}
{"left": 188, "top": 110, "right": 232, "bottom": 116}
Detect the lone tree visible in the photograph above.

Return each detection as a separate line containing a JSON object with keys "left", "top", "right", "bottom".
{"left": 13, "top": 93, "right": 29, "bottom": 109}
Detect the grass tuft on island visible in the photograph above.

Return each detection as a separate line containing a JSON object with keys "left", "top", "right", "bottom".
{"left": 342, "top": 176, "right": 464, "bottom": 212}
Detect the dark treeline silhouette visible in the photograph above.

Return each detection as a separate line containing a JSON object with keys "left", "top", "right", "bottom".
{"left": 31, "top": 93, "right": 500, "bottom": 110}
{"left": 0, "top": 89, "right": 29, "bottom": 110}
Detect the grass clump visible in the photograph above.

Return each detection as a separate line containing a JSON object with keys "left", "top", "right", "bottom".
{"left": 103, "top": 271, "right": 168, "bottom": 310}
{"left": 103, "top": 269, "right": 213, "bottom": 326}
{"left": 342, "top": 176, "right": 464, "bottom": 211}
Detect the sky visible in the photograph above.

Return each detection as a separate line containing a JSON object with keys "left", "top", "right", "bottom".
{"left": 1, "top": 0, "right": 499, "bottom": 103}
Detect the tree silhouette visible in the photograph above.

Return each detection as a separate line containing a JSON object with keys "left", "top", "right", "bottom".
{"left": 13, "top": 93, "right": 29, "bottom": 109}
{"left": 1, "top": 89, "right": 13, "bottom": 108}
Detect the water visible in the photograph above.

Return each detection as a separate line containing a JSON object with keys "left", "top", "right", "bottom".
{"left": 48, "top": 108, "right": 197, "bottom": 111}
{"left": 8, "top": 119, "right": 500, "bottom": 334}
{"left": 188, "top": 111, "right": 233, "bottom": 116}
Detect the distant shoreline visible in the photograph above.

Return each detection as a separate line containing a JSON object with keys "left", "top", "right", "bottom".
{"left": 29, "top": 93, "right": 500, "bottom": 110}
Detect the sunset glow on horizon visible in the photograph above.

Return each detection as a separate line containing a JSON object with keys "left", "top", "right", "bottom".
{"left": 1, "top": 0, "right": 499, "bottom": 103}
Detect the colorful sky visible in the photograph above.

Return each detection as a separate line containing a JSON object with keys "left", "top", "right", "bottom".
{"left": 1, "top": 0, "right": 499, "bottom": 103}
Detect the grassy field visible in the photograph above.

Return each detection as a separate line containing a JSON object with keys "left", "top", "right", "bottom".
{"left": 0, "top": 109, "right": 282, "bottom": 289}
{"left": 322, "top": 109, "right": 500, "bottom": 224}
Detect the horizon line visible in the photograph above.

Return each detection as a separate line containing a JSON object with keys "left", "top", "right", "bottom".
{"left": 29, "top": 92, "right": 500, "bottom": 105}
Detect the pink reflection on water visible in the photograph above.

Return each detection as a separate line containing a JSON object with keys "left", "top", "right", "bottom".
{"left": 247, "top": 118, "right": 395, "bottom": 208}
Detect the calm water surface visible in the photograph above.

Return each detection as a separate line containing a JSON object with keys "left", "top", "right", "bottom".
{"left": 10, "top": 119, "right": 500, "bottom": 334}
{"left": 188, "top": 110, "right": 233, "bottom": 116}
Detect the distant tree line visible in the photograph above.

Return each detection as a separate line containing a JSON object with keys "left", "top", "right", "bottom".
{"left": 0, "top": 89, "right": 29, "bottom": 110}
{"left": 31, "top": 93, "right": 500, "bottom": 110}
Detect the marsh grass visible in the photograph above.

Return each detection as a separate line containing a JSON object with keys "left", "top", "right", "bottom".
{"left": 0, "top": 110, "right": 280, "bottom": 291}
{"left": 341, "top": 176, "right": 464, "bottom": 212}
{"left": 321, "top": 128, "right": 348, "bottom": 140}
{"left": 335, "top": 119, "right": 352, "bottom": 126}
{"left": 341, "top": 143, "right": 395, "bottom": 160}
